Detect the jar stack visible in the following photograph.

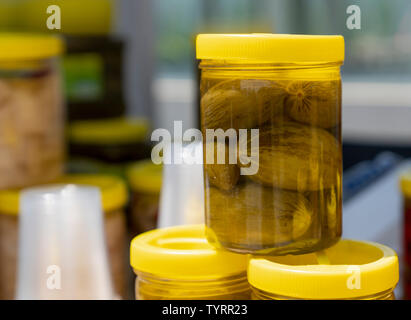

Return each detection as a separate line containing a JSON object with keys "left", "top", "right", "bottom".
{"left": 0, "top": 34, "right": 65, "bottom": 299}
{"left": 0, "top": 35, "right": 129, "bottom": 300}
{"left": 129, "top": 34, "right": 400, "bottom": 300}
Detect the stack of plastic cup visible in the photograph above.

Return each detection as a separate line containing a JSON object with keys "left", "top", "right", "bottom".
{"left": 16, "top": 185, "right": 114, "bottom": 300}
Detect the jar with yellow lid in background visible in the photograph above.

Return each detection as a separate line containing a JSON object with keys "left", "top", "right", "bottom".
{"left": 127, "top": 160, "right": 163, "bottom": 237}
{"left": 400, "top": 172, "right": 411, "bottom": 299}
{"left": 197, "top": 34, "right": 344, "bottom": 255}
{"left": 0, "top": 33, "right": 65, "bottom": 189}
{"left": 67, "top": 118, "right": 152, "bottom": 177}
{"left": 130, "top": 225, "right": 250, "bottom": 300}
{"left": 248, "top": 239, "right": 399, "bottom": 300}
{"left": 0, "top": 174, "right": 128, "bottom": 299}
{"left": 18, "top": 0, "right": 126, "bottom": 121}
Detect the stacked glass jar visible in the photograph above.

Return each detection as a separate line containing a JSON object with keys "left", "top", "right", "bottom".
{"left": 129, "top": 34, "right": 399, "bottom": 300}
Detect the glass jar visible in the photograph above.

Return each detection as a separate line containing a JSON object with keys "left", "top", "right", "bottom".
{"left": 130, "top": 225, "right": 250, "bottom": 300}
{"left": 0, "top": 174, "right": 128, "bottom": 300}
{"left": 67, "top": 118, "right": 151, "bottom": 176}
{"left": 197, "top": 34, "right": 344, "bottom": 255}
{"left": 0, "top": 33, "right": 65, "bottom": 189}
{"left": 248, "top": 239, "right": 399, "bottom": 300}
{"left": 127, "top": 160, "right": 162, "bottom": 236}
{"left": 18, "top": 0, "right": 125, "bottom": 121}
{"left": 400, "top": 173, "right": 411, "bottom": 299}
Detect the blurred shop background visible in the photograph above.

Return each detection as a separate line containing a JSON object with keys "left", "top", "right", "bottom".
{"left": 0, "top": 0, "right": 410, "bottom": 299}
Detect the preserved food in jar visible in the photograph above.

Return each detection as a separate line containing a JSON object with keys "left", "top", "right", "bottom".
{"left": 0, "top": 33, "right": 64, "bottom": 189}
{"left": 197, "top": 34, "right": 344, "bottom": 255}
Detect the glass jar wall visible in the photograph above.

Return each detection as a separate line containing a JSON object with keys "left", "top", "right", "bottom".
{"left": 197, "top": 34, "right": 344, "bottom": 255}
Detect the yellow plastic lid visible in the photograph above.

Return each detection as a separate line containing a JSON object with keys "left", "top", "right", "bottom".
{"left": 248, "top": 239, "right": 399, "bottom": 299}
{"left": 196, "top": 33, "right": 345, "bottom": 63}
{"left": 127, "top": 160, "right": 162, "bottom": 194}
{"left": 0, "top": 174, "right": 127, "bottom": 216}
{"left": 68, "top": 118, "right": 149, "bottom": 145}
{"left": 0, "top": 33, "right": 64, "bottom": 61}
{"left": 20, "top": 0, "right": 112, "bottom": 35}
{"left": 400, "top": 172, "right": 411, "bottom": 199}
{"left": 130, "top": 225, "right": 248, "bottom": 280}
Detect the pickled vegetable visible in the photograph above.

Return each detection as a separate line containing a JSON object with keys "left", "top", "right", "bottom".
{"left": 201, "top": 76, "right": 342, "bottom": 255}
{"left": 206, "top": 184, "right": 313, "bottom": 252}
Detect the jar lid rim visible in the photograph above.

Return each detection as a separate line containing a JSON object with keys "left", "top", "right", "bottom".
{"left": 0, "top": 33, "right": 64, "bottom": 61}
{"left": 68, "top": 117, "right": 149, "bottom": 145}
{"left": 196, "top": 33, "right": 344, "bottom": 63}
{"left": 248, "top": 239, "right": 399, "bottom": 299}
{"left": 127, "top": 160, "right": 162, "bottom": 194}
{"left": 130, "top": 225, "right": 248, "bottom": 280}
{"left": 0, "top": 174, "right": 127, "bottom": 215}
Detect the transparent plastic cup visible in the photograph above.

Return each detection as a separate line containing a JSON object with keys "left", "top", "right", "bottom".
{"left": 16, "top": 185, "right": 114, "bottom": 300}
{"left": 158, "top": 140, "right": 205, "bottom": 228}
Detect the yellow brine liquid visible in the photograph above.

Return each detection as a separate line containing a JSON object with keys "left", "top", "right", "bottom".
{"left": 135, "top": 272, "right": 250, "bottom": 300}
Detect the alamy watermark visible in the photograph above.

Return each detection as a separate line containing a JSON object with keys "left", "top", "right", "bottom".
{"left": 346, "top": 4, "right": 361, "bottom": 30}
{"left": 346, "top": 265, "right": 361, "bottom": 290}
{"left": 46, "top": 265, "right": 61, "bottom": 290}
{"left": 151, "top": 121, "right": 259, "bottom": 176}
{"left": 46, "top": 5, "right": 61, "bottom": 30}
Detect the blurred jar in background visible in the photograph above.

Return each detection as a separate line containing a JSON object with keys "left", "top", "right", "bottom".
{"left": 400, "top": 173, "right": 411, "bottom": 300}
{"left": 0, "top": 174, "right": 128, "bottom": 299}
{"left": 0, "top": 33, "right": 64, "bottom": 189}
{"left": 19, "top": 0, "right": 125, "bottom": 121}
{"left": 127, "top": 160, "right": 163, "bottom": 236}
{"left": 67, "top": 118, "right": 152, "bottom": 177}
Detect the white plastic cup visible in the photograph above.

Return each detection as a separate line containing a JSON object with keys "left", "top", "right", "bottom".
{"left": 16, "top": 185, "right": 114, "bottom": 300}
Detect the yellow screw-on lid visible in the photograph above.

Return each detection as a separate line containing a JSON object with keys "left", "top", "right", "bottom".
{"left": 196, "top": 33, "right": 345, "bottom": 63}
{"left": 127, "top": 160, "right": 162, "bottom": 194}
{"left": 68, "top": 118, "right": 149, "bottom": 145}
{"left": 130, "top": 225, "right": 248, "bottom": 280}
{"left": 0, "top": 174, "right": 128, "bottom": 216}
{"left": 248, "top": 239, "right": 399, "bottom": 299}
{"left": 20, "top": 0, "right": 112, "bottom": 35}
{"left": 0, "top": 33, "right": 64, "bottom": 61}
{"left": 400, "top": 172, "right": 411, "bottom": 199}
